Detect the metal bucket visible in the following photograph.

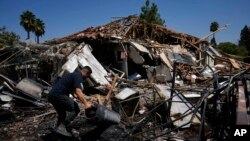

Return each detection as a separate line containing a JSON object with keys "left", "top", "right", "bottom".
{"left": 85, "top": 104, "right": 120, "bottom": 125}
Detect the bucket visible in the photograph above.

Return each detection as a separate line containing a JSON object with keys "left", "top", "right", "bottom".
{"left": 85, "top": 104, "right": 120, "bottom": 125}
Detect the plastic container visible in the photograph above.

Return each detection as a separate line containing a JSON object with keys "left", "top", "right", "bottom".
{"left": 85, "top": 104, "right": 120, "bottom": 125}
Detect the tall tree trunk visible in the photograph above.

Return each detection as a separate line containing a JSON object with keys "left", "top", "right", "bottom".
{"left": 27, "top": 31, "right": 30, "bottom": 39}
{"left": 37, "top": 36, "right": 39, "bottom": 44}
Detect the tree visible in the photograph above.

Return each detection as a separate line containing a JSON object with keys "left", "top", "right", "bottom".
{"left": 139, "top": 0, "right": 165, "bottom": 25}
{"left": 217, "top": 42, "right": 237, "bottom": 55}
{"left": 210, "top": 37, "right": 217, "bottom": 47}
{"left": 217, "top": 42, "right": 248, "bottom": 56}
{"left": 210, "top": 21, "right": 219, "bottom": 46}
{"left": 239, "top": 25, "right": 250, "bottom": 52}
{"left": 0, "top": 26, "right": 20, "bottom": 47}
{"left": 20, "top": 11, "right": 36, "bottom": 39}
{"left": 34, "top": 18, "right": 45, "bottom": 43}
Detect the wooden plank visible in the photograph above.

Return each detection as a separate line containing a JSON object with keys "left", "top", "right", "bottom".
{"left": 104, "top": 74, "right": 118, "bottom": 106}
{"left": 160, "top": 52, "right": 173, "bottom": 70}
{"left": 229, "top": 58, "right": 240, "bottom": 69}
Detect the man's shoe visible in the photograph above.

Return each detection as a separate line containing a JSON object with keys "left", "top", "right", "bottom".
{"left": 71, "top": 129, "right": 80, "bottom": 137}
{"left": 54, "top": 123, "right": 72, "bottom": 137}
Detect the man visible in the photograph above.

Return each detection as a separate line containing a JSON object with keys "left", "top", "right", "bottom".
{"left": 48, "top": 66, "right": 93, "bottom": 136}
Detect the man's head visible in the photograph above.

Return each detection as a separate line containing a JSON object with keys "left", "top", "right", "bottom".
{"left": 79, "top": 66, "right": 92, "bottom": 78}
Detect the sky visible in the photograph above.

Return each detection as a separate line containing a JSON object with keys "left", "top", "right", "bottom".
{"left": 0, "top": 0, "right": 250, "bottom": 44}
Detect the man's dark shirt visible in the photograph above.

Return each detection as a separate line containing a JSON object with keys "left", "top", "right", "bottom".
{"left": 49, "top": 71, "right": 85, "bottom": 96}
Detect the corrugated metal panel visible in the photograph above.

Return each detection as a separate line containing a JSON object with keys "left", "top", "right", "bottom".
{"left": 77, "top": 44, "right": 110, "bottom": 85}
{"left": 61, "top": 43, "right": 110, "bottom": 85}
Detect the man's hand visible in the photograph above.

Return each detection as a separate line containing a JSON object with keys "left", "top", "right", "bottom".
{"left": 72, "top": 92, "right": 78, "bottom": 98}
{"left": 75, "top": 88, "right": 92, "bottom": 109}
{"left": 85, "top": 101, "right": 92, "bottom": 109}
{"left": 104, "top": 84, "right": 112, "bottom": 89}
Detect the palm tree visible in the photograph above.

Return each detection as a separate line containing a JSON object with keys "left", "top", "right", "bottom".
{"left": 20, "top": 11, "right": 36, "bottom": 39}
{"left": 210, "top": 21, "right": 219, "bottom": 46}
{"left": 34, "top": 18, "right": 45, "bottom": 43}
{"left": 210, "top": 21, "right": 219, "bottom": 37}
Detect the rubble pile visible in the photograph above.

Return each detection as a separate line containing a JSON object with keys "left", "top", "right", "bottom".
{"left": 0, "top": 16, "right": 250, "bottom": 140}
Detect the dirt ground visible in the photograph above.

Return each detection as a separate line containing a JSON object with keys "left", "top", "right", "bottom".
{"left": 0, "top": 106, "right": 128, "bottom": 141}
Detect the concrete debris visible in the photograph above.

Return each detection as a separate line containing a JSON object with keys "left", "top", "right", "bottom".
{"left": 129, "top": 41, "right": 153, "bottom": 59}
{"left": 0, "top": 15, "right": 250, "bottom": 141}
{"left": 128, "top": 44, "right": 145, "bottom": 64}
{"left": 146, "top": 64, "right": 172, "bottom": 83}
{"left": 0, "top": 94, "right": 13, "bottom": 102}
{"left": 128, "top": 72, "right": 141, "bottom": 81}
{"left": 16, "top": 78, "right": 43, "bottom": 100}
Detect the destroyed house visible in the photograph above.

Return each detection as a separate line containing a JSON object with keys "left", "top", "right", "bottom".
{"left": 46, "top": 15, "right": 212, "bottom": 82}
{"left": 1, "top": 15, "right": 250, "bottom": 140}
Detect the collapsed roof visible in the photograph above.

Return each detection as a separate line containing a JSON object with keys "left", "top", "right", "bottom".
{"left": 46, "top": 15, "right": 208, "bottom": 47}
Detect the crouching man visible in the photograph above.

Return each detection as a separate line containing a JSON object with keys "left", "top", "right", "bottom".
{"left": 48, "top": 66, "right": 93, "bottom": 136}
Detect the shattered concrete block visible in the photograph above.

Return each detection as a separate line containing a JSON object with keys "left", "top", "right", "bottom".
{"left": 147, "top": 65, "right": 172, "bottom": 83}
{"left": 128, "top": 45, "right": 145, "bottom": 64}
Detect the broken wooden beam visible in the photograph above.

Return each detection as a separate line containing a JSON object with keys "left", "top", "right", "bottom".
{"left": 104, "top": 74, "right": 119, "bottom": 106}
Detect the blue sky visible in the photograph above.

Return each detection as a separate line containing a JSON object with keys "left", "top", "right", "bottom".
{"left": 0, "top": 0, "right": 250, "bottom": 44}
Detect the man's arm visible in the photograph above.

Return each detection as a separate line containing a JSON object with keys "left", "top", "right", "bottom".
{"left": 75, "top": 88, "right": 92, "bottom": 109}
